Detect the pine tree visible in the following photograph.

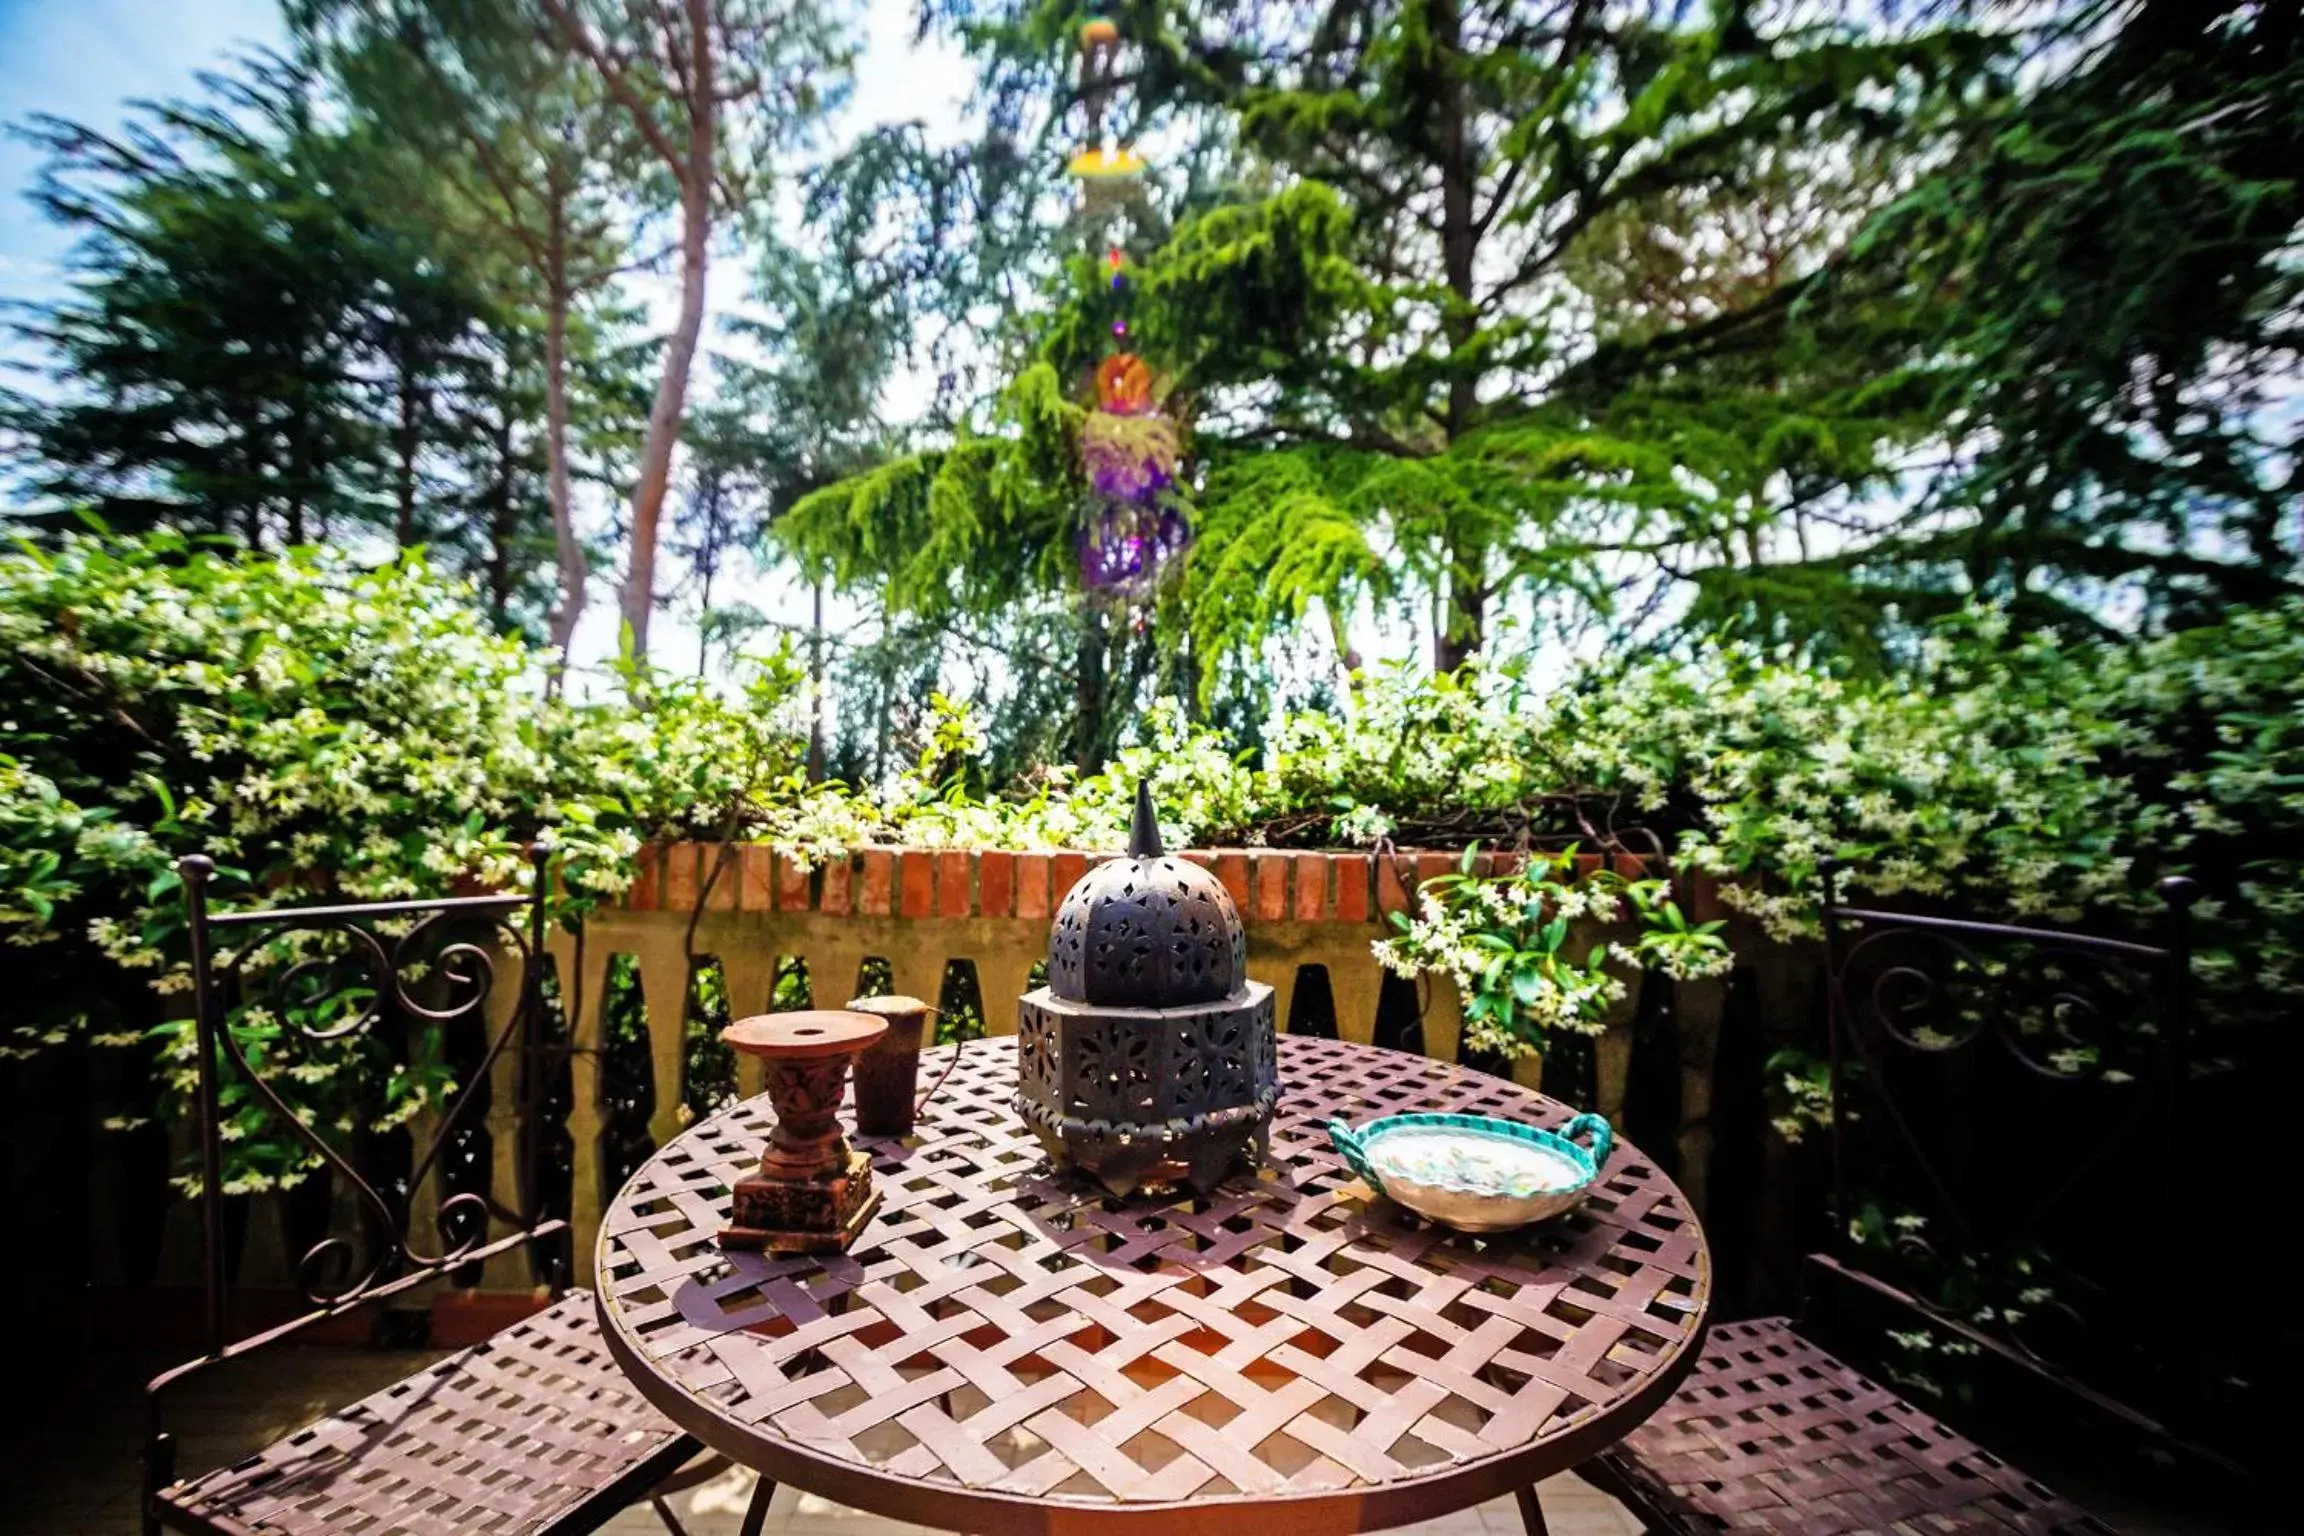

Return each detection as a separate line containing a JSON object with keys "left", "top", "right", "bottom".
{"left": 3, "top": 50, "right": 575, "bottom": 621}
{"left": 773, "top": 37, "right": 1216, "bottom": 769}
{"left": 536, "top": 0, "right": 856, "bottom": 660}
{"left": 791, "top": 0, "right": 1987, "bottom": 735}
{"left": 5, "top": 58, "right": 385, "bottom": 545}
{"left": 1079, "top": 0, "right": 1988, "bottom": 678}
{"left": 1824, "top": 0, "right": 2304, "bottom": 633}
{"left": 297, "top": 0, "right": 655, "bottom": 660}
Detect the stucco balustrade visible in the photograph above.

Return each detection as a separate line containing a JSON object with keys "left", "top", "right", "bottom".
{"left": 543, "top": 842, "right": 1770, "bottom": 1284}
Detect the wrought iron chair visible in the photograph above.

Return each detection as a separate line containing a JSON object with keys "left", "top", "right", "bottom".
{"left": 144, "top": 847, "right": 711, "bottom": 1536}
{"left": 1579, "top": 861, "right": 2216, "bottom": 1535}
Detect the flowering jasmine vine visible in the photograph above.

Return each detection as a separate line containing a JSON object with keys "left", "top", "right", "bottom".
{"left": 1371, "top": 847, "right": 1730, "bottom": 1060}
{"left": 8, "top": 532, "right": 2301, "bottom": 1188}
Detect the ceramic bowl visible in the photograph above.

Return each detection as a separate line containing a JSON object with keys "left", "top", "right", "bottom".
{"left": 1326, "top": 1110, "right": 1613, "bottom": 1232}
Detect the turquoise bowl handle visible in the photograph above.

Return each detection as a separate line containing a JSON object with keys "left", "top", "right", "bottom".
{"left": 1328, "top": 1120, "right": 1380, "bottom": 1189}
{"left": 1561, "top": 1113, "right": 1613, "bottom": 1174}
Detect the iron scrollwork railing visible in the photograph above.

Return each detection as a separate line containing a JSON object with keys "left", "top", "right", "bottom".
{"left": 1816, "top": 855, "right": 2197, "bottom": 1385}
{"left": 143, "top": 844, "right": 564, "bottom": 1526}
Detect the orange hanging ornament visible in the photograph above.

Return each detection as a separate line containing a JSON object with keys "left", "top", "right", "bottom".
{"left": 1095, "top": 353, "right": 1154, "bottom": 415}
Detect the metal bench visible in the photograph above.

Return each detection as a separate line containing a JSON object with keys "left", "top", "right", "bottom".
{"left": 1592, "top": 1316, "right": 2110, "bottom": 1534}
{"left": 145, "top": 847, "right": 709, "bottom": 1536}
{"left": 154, "top": 1290, "right": 696, "bottom": 1536}
{"left": 1585, "top": 865, "right": 2205, "bottom": 1535}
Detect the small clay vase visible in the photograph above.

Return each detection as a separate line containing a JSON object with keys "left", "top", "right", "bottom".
{"left": 848, "top": 994, "right": 933, "bottom": 1137}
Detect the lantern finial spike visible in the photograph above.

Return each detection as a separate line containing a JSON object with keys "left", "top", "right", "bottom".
{"left": 1129, "top": 778, "right": 1163, "bottom": 858}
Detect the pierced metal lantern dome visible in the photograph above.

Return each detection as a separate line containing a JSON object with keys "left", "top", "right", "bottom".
{"left": 1049, "top": 796, "right": 1243, "bottom": 1007}
{"left": 1016, "top": 783, "right": 1278, "bottom": 1197}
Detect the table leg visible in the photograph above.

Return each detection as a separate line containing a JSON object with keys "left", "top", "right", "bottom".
{"left": 738, "top": 1477, "right": 779, "bottom": 1536}
{"left": 1476, "top": 1350, "right": 1547, "bottom": 1533}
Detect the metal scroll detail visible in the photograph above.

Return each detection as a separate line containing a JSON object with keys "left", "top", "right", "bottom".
{"left": 1838, "top": 925, "right": 2161, "bottom": 1082}
{"left": 176, "top": 846, "right": 558, "bottom": 1331}
{"left": 212, "top": 915, "right": 529, "bottom": 1305}
{"left": 1831, "top": 920, "right": 2175, "bottom": 1252}
{"left": 144, "top": 847, "right": 570, "bottom": 1530}
{"left": 1818, "top": 861, "right": 2198, "bottom": 1384}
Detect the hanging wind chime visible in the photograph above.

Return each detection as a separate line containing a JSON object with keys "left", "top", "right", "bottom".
{"left": 1068, "top": 5, "right": 1189, "bottom": 602}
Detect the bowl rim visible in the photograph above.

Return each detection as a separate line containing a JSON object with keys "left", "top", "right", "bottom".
{"left": 1344, "top": 1111, "right": 1602, "bottom": 1200}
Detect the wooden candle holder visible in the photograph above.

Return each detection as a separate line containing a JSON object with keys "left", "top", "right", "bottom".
{"left": 718, "top": 1010, "right": 887, "bottom": 1254}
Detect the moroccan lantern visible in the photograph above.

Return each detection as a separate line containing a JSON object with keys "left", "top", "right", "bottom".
{"left": 1014, "top": 782, "right": 1278, "bottom": 1196}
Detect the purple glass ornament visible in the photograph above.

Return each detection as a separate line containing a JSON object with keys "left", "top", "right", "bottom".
{"left": 1081, "top": 498, "right": 1191, "bottom": 596}
{"left": 1088, "top": 457, "right": 1174, "bottom": 500}
{"left": 1080, "top": 409, "right": 1180, "bottom": 502}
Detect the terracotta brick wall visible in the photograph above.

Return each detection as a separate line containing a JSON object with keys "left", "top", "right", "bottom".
{"left": 540, "top": 841, "right": 1758, "bottom": 1288}
{"left": 615, "top": 843, "right": 1705, "bottom": 922}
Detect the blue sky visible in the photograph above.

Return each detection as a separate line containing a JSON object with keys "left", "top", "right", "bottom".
{"left": 0, "top": 0, "right": 285, "bottom": 303}
{"left": 0, "top": 0, "right": 972, "bottom": 683}
{"left": 0, "top": 0, "right": 967, "bottom": 307}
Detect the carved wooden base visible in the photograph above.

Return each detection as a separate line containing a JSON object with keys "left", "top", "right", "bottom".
{"left": 719, "top": 1148, "right": 880, "bottom": 1254}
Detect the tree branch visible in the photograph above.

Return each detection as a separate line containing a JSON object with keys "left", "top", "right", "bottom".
{"left": 534, "top": 0, "right": 689, "bottom": 178}
{"left": 391, "top": 29, "right": 553, "bottom": 262}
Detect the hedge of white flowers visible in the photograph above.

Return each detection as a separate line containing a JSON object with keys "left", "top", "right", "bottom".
{"left": 2, "top": 534, "right": 810, "bottom": 1189}
{"left": 1371, "top": 849, "right": 1733, "bottom": 1059}
{"left": 5, "top": 532, "right": 2296, "bottom": 1189}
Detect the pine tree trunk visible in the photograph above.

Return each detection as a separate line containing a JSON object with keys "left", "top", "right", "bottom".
{"left": 618, "top": 4, "right": 716, "bottom": 662}
{"left": 484, "top": 404, "right": 516, "bottom": 627}
{"left": 1433, "top": 0, "right": 1486, "bottom": 674}
{"left": 394, "top": 336, "right": 421, "bottom": 547}
{"left": 872, "top": 600, "right": 894, "bottom": 785}
{"left": 695, "top": 550, "right": 714, "bottom": 677}
{"left": 234, "top": 435, "right": 262, "bottom": 547}
{"left": 1075, "top": 602, "right": 1107, "bottom": 774}
{"left": 807, "top": 579, "right": 827, "bottom": 783}
{"left": 1434, "top": 578, "right": 1486, "bottom": 673}
{"left": 283, "top": 422, "right": 308, "bottom": 550}
{"left": 1324, "top": 604, "right": 1361, "bottom": 681}
{"left": 543, "top": 184, "right": 586, "bottom": 670}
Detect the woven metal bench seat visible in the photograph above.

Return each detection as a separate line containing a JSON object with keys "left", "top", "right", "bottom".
{"left": 1591, "top": 1318, "right": 2114, "bottom": 1536}
{"left": 154, "top": 1292, "right": 696, "bottom": 1536}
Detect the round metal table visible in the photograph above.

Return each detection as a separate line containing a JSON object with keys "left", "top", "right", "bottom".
{"left": 595, "top": 1035, "right": 1711, "bottom": 1535}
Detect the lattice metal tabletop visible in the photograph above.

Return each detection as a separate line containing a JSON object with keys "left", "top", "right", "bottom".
{"left": 595, "top": 1036, "right": 1711, "bottom": 1535}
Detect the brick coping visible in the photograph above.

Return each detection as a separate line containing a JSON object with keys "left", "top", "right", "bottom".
{"left": 619, "top": 843, "right": 1719, "bottom": 925}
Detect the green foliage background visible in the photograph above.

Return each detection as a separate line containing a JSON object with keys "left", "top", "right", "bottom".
{"left": 7, "top": 529, "right": 2301, "bottom": 1183}
{"left": 0, "top": 532, "right": 801, "bottom": 1184}
{"left": 0, "top": 0, "right": 2300, "bottom": 1215}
